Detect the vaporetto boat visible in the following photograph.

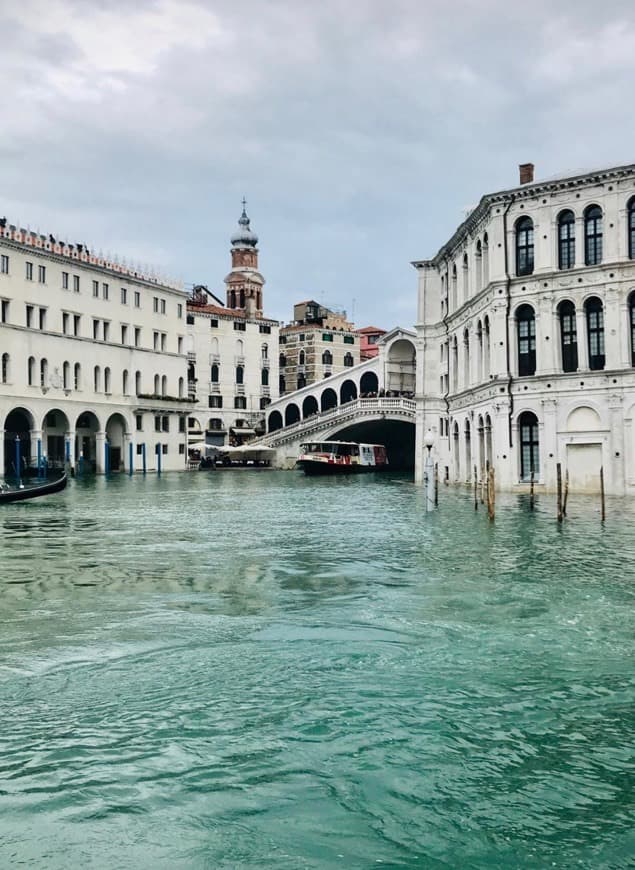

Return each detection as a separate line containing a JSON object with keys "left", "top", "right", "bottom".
{"left": 296, "top": 441, "right": 388, "bottom": 475}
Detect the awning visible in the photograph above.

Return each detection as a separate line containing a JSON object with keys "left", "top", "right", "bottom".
{"left": 230, "top": 428, "right": 257, "bottom": 436}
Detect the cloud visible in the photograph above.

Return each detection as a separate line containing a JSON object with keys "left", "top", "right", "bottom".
{"left": 1, "top": 0, "right": 634, "bottom": 327}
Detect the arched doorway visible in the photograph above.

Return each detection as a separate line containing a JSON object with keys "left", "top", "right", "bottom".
{"left": 302, "top": 395, "right": 318, "bottom": 419}
{"left": 106, "top": 413, "right": 128, "bottom": 472}
{"left": 75, "top": 411, "right": 100, "bottom": 472}
{"left": 340, "top": 380, "right": 357, "bottom": 404}
{"left": 43, "top": 408, "right": 70, "bottom": 468}
{"left": 360, "top": 371, "right": 378, "bottom": 396}
{"left": 3, "top": 408, "right": 35, "bottom": 478}
{"left": 321, "top": 388, "right": 337, "bottom": 412}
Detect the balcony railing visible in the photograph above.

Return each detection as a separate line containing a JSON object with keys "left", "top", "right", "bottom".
{"left": 209, "top": 354, "right": 220, "bottom": 365}
{"left": 187, "top": 352, "right": 196, "bottom": 363}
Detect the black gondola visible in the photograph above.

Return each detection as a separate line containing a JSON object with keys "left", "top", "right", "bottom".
{"left": 0, "top": 472, "right": 68, "bottom": 504}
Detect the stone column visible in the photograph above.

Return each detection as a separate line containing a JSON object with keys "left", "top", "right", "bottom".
{"left": 492, "top": 398, "right": 511, "bottom": 488}
{"left": 95, "top": 431, "right": 106, "bottom": 474}
{"left": 575, "top": 309, "right": 589, "bottom": 371}
{"left": 124, "top": 432, "right": 134, "bottom": 473}
{"left": 66, "top": 429, "right": 76, "bottom": 468}
{"left": 608, "top": 395, "right": 625, "bottom": 495}
{"left": 490, "top": 302, "right": 508, "bottom": 379}
{"left": 30, "top": 428, "right": 43, "bottom": 468}
{"left": 604, "top": 286, "right": 621, "bottom": 370}
{"left": 537, "top": 297, "right": 556, "bottom": 375}
{"left": 540, "top": 397, "right": 558, "bottom": 491}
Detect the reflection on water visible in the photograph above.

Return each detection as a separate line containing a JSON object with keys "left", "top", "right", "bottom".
{"left": 0, "top": 471, "right": 633, "bottom": 869}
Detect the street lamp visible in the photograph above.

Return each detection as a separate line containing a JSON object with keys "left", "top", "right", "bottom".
{"left": 424, "top": 429, "right": 435, "bottom": 512}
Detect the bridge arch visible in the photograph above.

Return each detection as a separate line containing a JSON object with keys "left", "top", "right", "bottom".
{"left": 340, "top": 379, "right": 357, "bottom": 404}
{"left": 302, "top": 395, "right": 318, "bottom": 419}
{"left": 285, "top": 403, "right": 300, "bottom": 426}
{"left": 386, "top": 336, "right": 416, "bottom": 394}
{"left": 321, "top": 387, "right": 337, "bottom": 412}
{"left": 268, "top": 410, "right": 283, "bottom": 433}
{"left": 360, "top": 371, "right": 378, "bottom": 395}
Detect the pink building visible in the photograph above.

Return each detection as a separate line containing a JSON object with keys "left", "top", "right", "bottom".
{"left": 356, "top": 326, "right": 387, "bottom": 360}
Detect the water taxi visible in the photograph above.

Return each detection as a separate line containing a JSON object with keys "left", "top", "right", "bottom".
{"left": 296, "top": 441, "right": 388, "bottom": 475}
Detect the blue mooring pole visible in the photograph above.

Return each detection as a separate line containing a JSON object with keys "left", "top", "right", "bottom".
{"left": 156, "top": 444, "right": 162, "bottom": 476}
{"left": 65, "top": 438, "right": 70, "bottom": 464}
{"left": 105, "top": 440, "right": 110, "bottom": 475}
{"left": 15, "top": 436, "right": 21, "bottom": 487}
{"left": 142, "top": 443, "right": 147, "bottom": 475}
{"left": 37, "top": 439, "right": 42, "bottom": 479}
{"left": 128, "top": 442, "right": 133, "bottom": 476}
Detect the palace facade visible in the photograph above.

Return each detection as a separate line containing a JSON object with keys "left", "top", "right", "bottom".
{"left": 414, "top": 162, "right": 635, "bottom": 495}
{"left": 0, "top": 219, "right": 192, "bottom": 474}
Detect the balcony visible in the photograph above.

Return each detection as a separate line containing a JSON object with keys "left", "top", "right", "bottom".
{"left": 236, "top": 384, "right": 246, "bottom": 395}
{"left": 187, "top": 352, "right": 196, "bottom": 363}
{"left": 260, "top": 385, "right": 271, "bottom": 397}
{"left": 261, "top": 357, "right": 270, "bottom": 368}
{"left": 187, "top": 380, "right": 197, "bottom": 396}
{"left": 208, "top": 382, "right": 221, "bottom": 393}
{"left": 235, "top": 355, "right": 245, "bottom": 366}
{"left": 209, "top": 353, "right": 220, "bottom": 365}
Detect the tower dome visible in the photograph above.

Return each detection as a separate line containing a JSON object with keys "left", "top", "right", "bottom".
{"left": 231, "top": 199, "right": 258, "bottom": 249}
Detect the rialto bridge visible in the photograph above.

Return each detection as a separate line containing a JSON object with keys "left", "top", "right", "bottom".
{"left": 255, "top": 328, "right": 418, "bottom": 468}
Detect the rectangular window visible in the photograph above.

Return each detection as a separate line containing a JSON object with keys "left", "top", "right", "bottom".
{"left": 73, "top": 275, "right": 80, "bottom": 293}
{"left": 162, "top": 444, "right": 168, "bottom": 455}
{"left": 38, "top": 265, "right": 46, "bottom": 283}
{"left": 134, "top": 291, "right": 140, "bottom": 308}
{"left": 102, "top": 283, "right": 109, "bottom": 300}
{"left": 62, "top": 271, "right": 70, "bottom": 289}
{"left": 210, "top": 318, "right": 218, "bottom": 328}
{"left": 322, "top": 333, "right": 333, "bottom": 342}
{"left": 121, "top": 325, "right": 128, "bottom": 345}
{"left": 74, "top": 314, "right": 81, "bottom": 336}
{"left": 93, "top": 319, "right": 100, "bottom": 340}
{"left": 39, "top": 308, "right": 46, "bottom": 330}
{"left": 153, "top": 297, "right": 159, "bottom": 313}
{"left": 343, "top": 335, "right": 354, "bottom": 344}
{"left": 234, "top": 396, "right": 247, "bottom": 409}
{"left": 177, "top": 303, "right": 183, "bottom": 319}
{"left": 62, "top": 312, "right": 69, "bottom": 334}
{"left": 92, "top": 279, "right": 99, "bottom": 297}
{"left": 187, "top": 313, "right": 195, "bottom": 325}
{"left": 1, "top": 300, "right": 8, "bottom": 322}
{"left": 121, "top": 287, "right": 127, "bottom": 304}
{"left": 136, "top": 444, "right": 143, "bottom": 455}
{"left": 103, "top": 321, "right": 110, "bottom": 341}
{"left": 160, "top": 299, "right": 166, "bottom": 314}
{"left": 179, "top": 443, "right": 185, "bottom": 455}
{"left": 162, "top": 416, "right": 169, "bottom": 432}
{"left": 259, "top": 324, "right": 271, "bottom": 334}
{"left": 153, "top": 331, "right": 159, "bottom": 350}
{"left": 26, "top": 262, "right": 33, "bottom": 280}
{"left": 26, "top": 304, "right": 34, "bottom": 327}
{"left": 233, "top": 321, "right": 246, "bottom": 331}
{"left": 178, "top": 417, "right": 186, "bottom": 433}
{"left": 177, "top": 336, "right": 183, "bottom": 354}
{"left": 154, "top": 415, "right": 161, "bottom": 432}
{"left": 160, "top": 333, "right": 166, "bottom": 351}
{"left": 209, "top": 395, "right": 223, "bottom": 408}
{"left": 0, "top": 254, "right": 8, "bottom": 274}
{"left": 279, "top": 335, "right": 287, "bottom": 344}
{"left": 136, "top": 414, "right": 143, "bottom": 431}
{"left": 134, "top": 327, "right": 141, "bottom": 347}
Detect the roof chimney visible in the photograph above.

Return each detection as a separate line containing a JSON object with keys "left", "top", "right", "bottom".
{"left": 519, "top": 163, "right": 534, "bottom": 185}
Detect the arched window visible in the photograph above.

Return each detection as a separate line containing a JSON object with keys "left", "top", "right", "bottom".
{"left": 154, "top": 374, "right": 160, "bottom": 394}
{"left": 235, "top": 339, "right": 244, "bottom": 356}
{"left": 584, "top": 205, "right": 603, "bottom": 266}
{"left": 235, "top": 365, "right": 244, "bottom": 384}
{"left": 211, "top": 364, "right": 219, "bottom": 383}
{"left": 299, "top": 350, "right": 305, "bottom": 366}
{"left": 239, "top": 288, "right": 245, "bottom": 308}
{"left": 322, "top": 350, "right": 333, "bottom": 365}
{"left": 1, "top": 353, "right": 9, "bottom": 384}
{"left": 94, "top": 365, "right": 101, "bottom": 392}
{"left": 261, "top": 343, "right": 268, "bottom": 360}
{"left": 297, "top": 373, "right": 306, "bottom": 389}
{"left": 261, "top": 367, "right": 269, "bottom": 386}
{"left": 279, "top": 353, "right": 286, "bottom": 367}
{"left": 279, "top": 374, "right": 286, "bottom": 392}
{"left": 483, "top": 316, "right": 490, "bottom": 379}
{"left": 482, "top": 233, "right": 489, "bottom": 285}
{"left": 629, "top": 291, "right": 635, "bottom": 367}
{"left": 135, "top": 370, "right": 141, "bottom": 395}
{"left": 516, "top": 304, "right": 536, "bottom": 376}
{"left": 28, "top": 356, "right": 35, "bottom": 386}
{"left": 516, "top": 217, "right": 534, "bottom": 276}
{"left": 475, "top": 240, "right": 482, "bottom": 292}
{"left": 519, "top": 411, "right": 539, "bottom": 481}
{"left": 40, "top": 358, "right": 48, "bottom": 388}
{"left": 74, "top": 363, "right": 81, "bottom": 391}
{"left": 63, "top": 360, "right": 70, "bottom": 390}
{"left": 462, "top": 252, "right": 469, "bottom": 300}
{"left": 463, "top": 328, "right": 470, "bottom": 387}
{"left": 178, "top": 377, "right": 184, "bottom": 398}
{"left": 558, "top": 210, "right": 575, "bottom": 270}
{"left": 104, "top": 366, "right": 111, "bottom": 393}
{"left": 585, "top": 296, "right": 605, "bottom": 370}
{"left": 629, "top": 198, "right": 635, "bottom": 260}
{"left": 229, "top": 289, "right": 236, "bottom": 308}
{"left": 344, "top": 352, "right": 354, "bottom": 367}
{"left": 451, "top": 335, "right": 458, "bottom": 389}
{"left": 558, "top": 300, "right": 578, "bottom": 373}
{"left": 122, "top": 369, "right": 129, "bottom": 395}
{"left": 451, "top": 263, "right": 457, "bottom": 310}
{"left": 161, "top": 375, "right": 167, "bottom": 396}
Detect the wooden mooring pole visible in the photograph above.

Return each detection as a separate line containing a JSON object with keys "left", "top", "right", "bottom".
{"left": 562, "top": 469, "right": 569, "bottom": 518}
{"left": 474, "top": 465, "right": 478, "bottom": 511}
{"left": 529, "top": 470, "right": 535, "bottom": 511}
{"left": 480, "top": 467, "right": 485, "bottom": 504}
{"left": 487, "top": 466, "right": 495, "bottom": 521}
{"left": 600, "top": 465, "right": 605, "bottom": 523}
{"left": 556, "top": 462, "right": 563, "bottom": 523}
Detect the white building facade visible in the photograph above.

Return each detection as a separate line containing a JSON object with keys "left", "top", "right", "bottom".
{"left": 414, "top": 163, "right": 635, "bottom": 495}
{"left": 0, "top": 219, "right": 193, "bottom": 475}
{"left": 186, "top": 206, "right": 279, "bottom": 449}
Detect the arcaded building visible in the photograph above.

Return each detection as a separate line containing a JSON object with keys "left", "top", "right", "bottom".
{"left": 414, "top": 162, "right": 635, "bottom": 494}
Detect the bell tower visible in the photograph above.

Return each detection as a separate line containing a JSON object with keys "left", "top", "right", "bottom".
{"left": 224, "top": 199, "right": 265, "bottom": 315}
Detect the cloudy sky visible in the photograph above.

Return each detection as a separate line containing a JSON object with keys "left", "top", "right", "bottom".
{"left": 1, "top": 0, "right": 634, "bottom": 328}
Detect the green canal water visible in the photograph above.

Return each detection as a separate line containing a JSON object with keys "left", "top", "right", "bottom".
{"left": 0, "top": 471, "right": 633, "bottom": 869}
